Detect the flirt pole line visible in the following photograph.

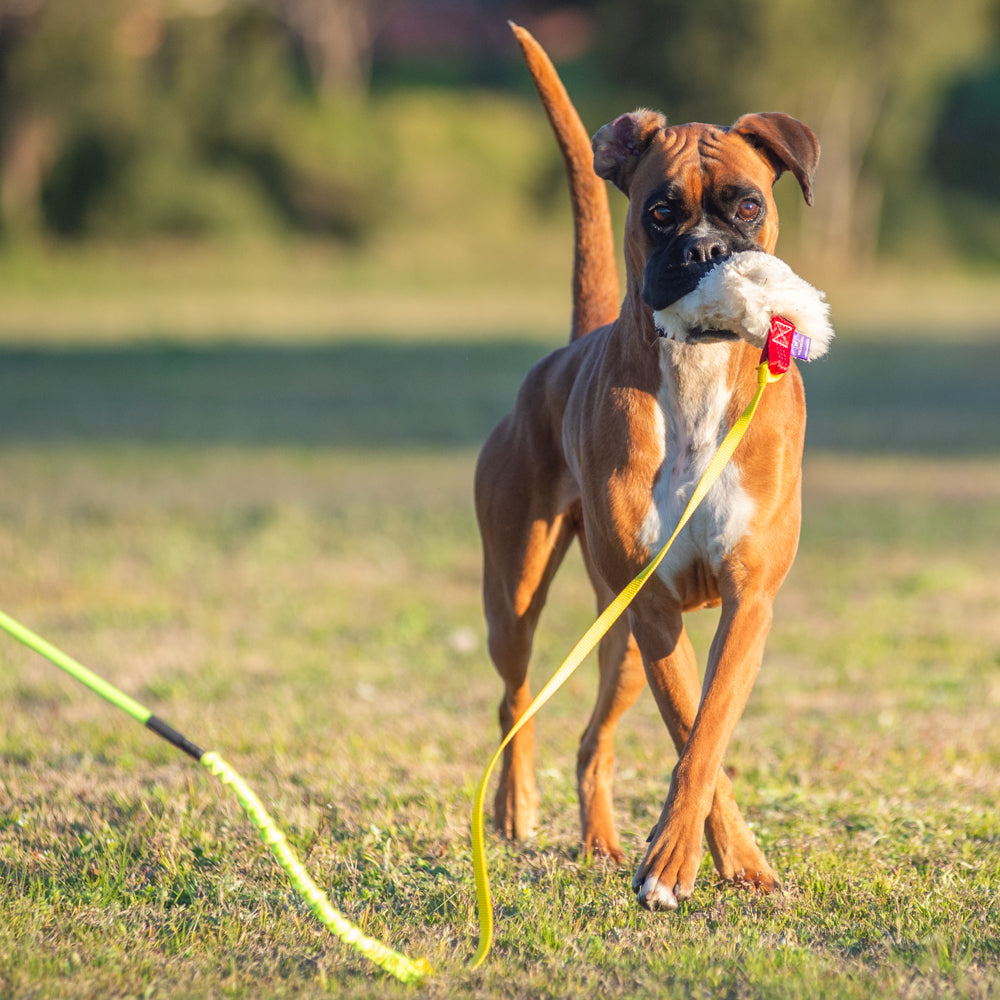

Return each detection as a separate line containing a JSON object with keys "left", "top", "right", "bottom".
{"left": 0, "top": 608, "right": 430, "bottom": 985}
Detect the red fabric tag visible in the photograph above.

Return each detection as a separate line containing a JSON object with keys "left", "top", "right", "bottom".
{"left": 762, "top": 315, "right": 795, "bottom": 375}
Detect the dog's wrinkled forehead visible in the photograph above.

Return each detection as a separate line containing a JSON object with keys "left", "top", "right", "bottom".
{"left": 630, "top": 123, "right": 774, "bottom": 206}
{"left": 652, "top": 123, "right": 734, "bottom": 164}
{"left": 593, "top": 109, "right": 818, "bottom": 206}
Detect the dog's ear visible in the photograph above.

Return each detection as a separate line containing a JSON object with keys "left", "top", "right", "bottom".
{"left": 592, "top": 109, "right": 668, "bottom": 193}
{"left": 730, "top": 112, "right": 820, "bottom": 206}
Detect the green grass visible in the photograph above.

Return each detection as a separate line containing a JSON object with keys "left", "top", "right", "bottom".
{"left": 1, "top": 445, "right": 998, "bottom": 999}
{"left": 0, "top": 248, "right": 999, "bottom": 998}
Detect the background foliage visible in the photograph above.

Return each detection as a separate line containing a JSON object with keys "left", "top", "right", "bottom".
{"left": 0, "top": 0, "right": 998, "bottom": 269}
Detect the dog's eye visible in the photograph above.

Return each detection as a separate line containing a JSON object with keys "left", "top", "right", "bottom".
{"left": 649, "top": 204, "right": 673, "bottom": 226}
{"left": 736, "top": 199, "right": 761, "bottom": 222}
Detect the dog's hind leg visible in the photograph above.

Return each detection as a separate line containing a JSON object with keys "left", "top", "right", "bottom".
{"left": 575, "top": 541, "right": 646, "bottom": 862}
{"left": 475, "top": 429, "right": 578, "bottom": 841}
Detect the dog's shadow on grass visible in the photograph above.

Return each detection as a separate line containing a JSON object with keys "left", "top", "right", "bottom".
{"left": 0, "top": 337, "right": 996, "bottom": 454}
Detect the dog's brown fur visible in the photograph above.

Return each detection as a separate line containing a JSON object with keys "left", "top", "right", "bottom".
{"left": 474, "top": 25, "right": 819, "bottom": 909}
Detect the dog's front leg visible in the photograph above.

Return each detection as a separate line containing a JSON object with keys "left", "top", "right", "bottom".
{"left": 633, "top": 592, "right": 774, "bottom": 910}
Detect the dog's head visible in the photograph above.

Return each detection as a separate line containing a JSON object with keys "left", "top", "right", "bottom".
{"left": 592, "top": 110, "right": 819, "bottom": 325}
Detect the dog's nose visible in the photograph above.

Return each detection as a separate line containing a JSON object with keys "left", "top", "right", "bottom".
{"left": 684, "top": 236, "right": 728, "bottom": 264}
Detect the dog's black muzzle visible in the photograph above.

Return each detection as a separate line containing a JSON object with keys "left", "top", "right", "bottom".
{"left": 641, "top": 233, "right": 762, "bottom": 311}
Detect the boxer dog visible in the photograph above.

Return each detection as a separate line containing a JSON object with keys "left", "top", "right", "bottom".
{"left": 475, "top": 25, "right": 819, "bottom": 910}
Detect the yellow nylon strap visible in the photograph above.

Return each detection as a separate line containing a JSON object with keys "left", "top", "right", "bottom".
{"left": 470, "top": 361, "right": 779, "bottom": 968}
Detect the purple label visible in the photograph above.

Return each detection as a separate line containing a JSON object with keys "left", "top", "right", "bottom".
{"left": 791, "top": 332, "right": 812, "bottom": 361}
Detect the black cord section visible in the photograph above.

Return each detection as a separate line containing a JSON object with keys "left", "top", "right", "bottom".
{"left": 145, "top": 715, "right": 206, "bottom": 761}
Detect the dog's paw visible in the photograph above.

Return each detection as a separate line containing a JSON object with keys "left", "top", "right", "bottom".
{"left": 726, "top": 864, "right": 780, "bottom": 894}
{"left": 493, "top": 776, "right": 539, "bottom": 842}
{"left": 578, "top": 761, "right": 626, "bottom": 863}
{"left": 631, "top": 819, "right": 703, "bottom": 911}
{"left": 706, "top": 816, "right": 779, "bottom": 893}
{"left": 582, "top": 827, "right": 626, "bottom": 865}
{"left": 634, "top": 873, "right": 681, "bottom": 911}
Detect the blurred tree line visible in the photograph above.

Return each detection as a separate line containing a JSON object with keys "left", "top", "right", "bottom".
{"left": 1, "top": 0, "right": 998, "bottom": 268}
{"left": 0, "top": 0, "right": 392, "bottom": 242}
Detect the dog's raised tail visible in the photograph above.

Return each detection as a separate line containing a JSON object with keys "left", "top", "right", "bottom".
{"left": 510, "top": 23, "right": 619, "bottom": 341}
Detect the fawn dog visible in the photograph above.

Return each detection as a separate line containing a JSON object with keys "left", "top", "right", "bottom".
{"left": 475, "top": 26, "right": 819, "bottom": 909}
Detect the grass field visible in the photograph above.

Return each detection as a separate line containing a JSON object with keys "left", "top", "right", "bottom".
{"left": 0, "top": 246, "right": 999, "bottom": 999}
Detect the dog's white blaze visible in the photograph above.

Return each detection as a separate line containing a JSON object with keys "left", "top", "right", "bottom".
{"left": 638, "top": 341, "right": 756, "bottom": 598}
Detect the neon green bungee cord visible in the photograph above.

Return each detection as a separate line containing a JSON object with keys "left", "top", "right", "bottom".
{"left": 0, "top": 608, "right": 430, "bottom": 985}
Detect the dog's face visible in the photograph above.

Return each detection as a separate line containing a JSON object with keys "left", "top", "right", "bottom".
{"left": 593, "top": 110, "right": 819, "bottom": 317}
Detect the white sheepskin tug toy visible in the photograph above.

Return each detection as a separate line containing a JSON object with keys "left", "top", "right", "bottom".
{"left": 651, "top": 251, "right": 834, "bottom": 368}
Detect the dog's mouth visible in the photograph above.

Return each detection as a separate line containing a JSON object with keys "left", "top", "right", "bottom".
{"left": 655, "top": 325, "right": 741, "bottom": 344}
{"left": 683, "top": 328, "right": 741, "bottom": 343}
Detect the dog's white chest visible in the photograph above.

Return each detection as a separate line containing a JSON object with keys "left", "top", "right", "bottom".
{"left": 638, "top": 344, "right": 755, "bottom": 597}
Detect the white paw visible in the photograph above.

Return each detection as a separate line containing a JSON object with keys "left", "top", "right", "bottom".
{"left": 635, "top": 873, "right": 678, "bottom": 911}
